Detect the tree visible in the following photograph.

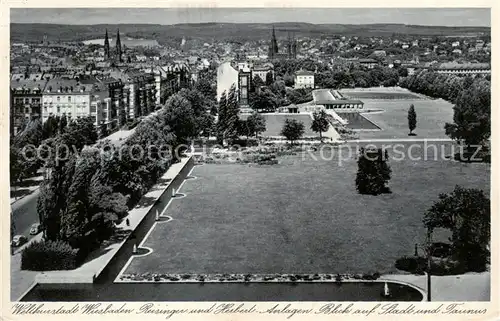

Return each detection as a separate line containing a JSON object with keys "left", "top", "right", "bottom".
{"left": 247, "top": 112, "right": 266, "bottom": 138}
{"left": 162, "top": 94, "right": 196, "bottom": 145}
{"left": 311, "top": 110, "right": 330, "bottom": 141}
{"left": 224, "top": 85, "right": 240, "bottom": 140}
{"left": 423, "top": 186, "right": 490, "bottom": 272}
{"left": 355, "top": 147, "right": 391, "bottom": 195}
{"left": 408, "top": 104, "right": 417, "bottom": 135}
{"left": 38, "top": 154, "right": 77, "bottom": 241}
{"left": 250, "top": 88, "right": 278, "bottom": 112}
{"left": 283, "top": 73, "right": 294, "bottom": 87}
{"left": 216, "top": 91, "right": 228, "bottom": 144}
{"left": 445, "top": 80, "right": 490, "bottom": 156}
{"left": 252, "top": 75, "right": 265, "bottom": 92}
{"left": 99, "top": 123, "right": 109, "bottom": 139}
{"left": 281, "top": 119, "right": 305, "bottom": 145}
{"left": 14, "top": 118, "right": 43, "bottom": 148}
{"left": 265, "top": 71, "right": 274, "bottom": 86}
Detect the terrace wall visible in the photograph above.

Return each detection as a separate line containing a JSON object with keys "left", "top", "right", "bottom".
{"left": 95, "top": 156, "right": 195, "bottom": 282}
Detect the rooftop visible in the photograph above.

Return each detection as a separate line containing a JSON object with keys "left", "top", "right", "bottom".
{"left": 315, "top": 99, "right": 364, "bottom": 106}
{"left": 436, "top": 63, "right": 490, "bottom": 70}
{"left": 359, "top": 58, "right": 378, "bottom": 63}
{"left": 10, "top": 74, "right": 48, "bottom": 91}
{"left": 295, "top": 70, "right": 314, "bottom": 76}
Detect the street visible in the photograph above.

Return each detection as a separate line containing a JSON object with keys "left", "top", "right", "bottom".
{"left": 11, "top": 188, "right": 41, "bottom": 246}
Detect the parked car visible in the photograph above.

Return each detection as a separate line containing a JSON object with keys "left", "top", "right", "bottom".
{"left": 11, "top": 235, "right": 28, "bottom": 247}
{"left": 30, "top": 223, "right": 42, "bottom": 235}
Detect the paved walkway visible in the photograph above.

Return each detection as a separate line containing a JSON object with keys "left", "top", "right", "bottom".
{"left": 11, "top": 157, "right": 192, "bottom": 301}
{"left": 10, "top": 175, "right": 44, "bottom": 205}
{"left": 383, "top": 272, "right": 490, "bottom": 301}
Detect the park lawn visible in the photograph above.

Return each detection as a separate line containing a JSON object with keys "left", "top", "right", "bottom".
{"left": 339, "top": 91, "right": 423, "bottom": 100}
{"left": 356, "top": 99, "right": 455, "bottom": 139}
{"left": 124, "top": 143, "right": 489, "bottom": 276}
{"left": 241, "top": 113, "right": 316, "bottom": 137}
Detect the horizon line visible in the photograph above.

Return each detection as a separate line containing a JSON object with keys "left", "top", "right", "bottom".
{"left": 10, "top": 21, "right": 491, "bottom": 28}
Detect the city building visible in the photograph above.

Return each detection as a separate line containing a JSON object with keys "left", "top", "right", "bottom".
{"left": 10, "top": 73, "right": 47, "bottom": 135}
{"left": 312, "top": 89, "right": 364, "bottom": 111}
{"left": 108, "top": 68, "right": 156, "bottom": 119}
{"left": 434, "top": 63, "right": 491, "bottom": 76}
{"left": 358, "top": 58, "right": 378, "bottom": 69}
{"left": 252, "top": 64, "right": 274, "bottom": 83}
{"left": 41, "top": 77, "right": 113, "bottom": 128}
{"left": 294, "top": 70, "right": 315, "bottom": 89}
{"left": 216, "top": 61, "right": 239, "bottom": 102}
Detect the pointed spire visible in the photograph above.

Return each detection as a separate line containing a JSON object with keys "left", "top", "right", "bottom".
{"left": 115, "top": 29, "right": 122, "bottom": 62}
{"left": 104, "top": 29, "right": 110, "bottom": 59}
{"left": 269, "top": 25, "right": 278, "bottom": 59}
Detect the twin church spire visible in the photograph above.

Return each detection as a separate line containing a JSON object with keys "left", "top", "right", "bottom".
{"left": 268, "top": 25, "right": 297, "bottom": 60}
{"left": 104, "top": 28, "right": 123, "bottom": 63}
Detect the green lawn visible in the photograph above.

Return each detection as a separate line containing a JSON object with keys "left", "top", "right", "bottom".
{"left": 241, "top": 114, "right": 316, "bottom": 137}
{"left": 356, "top": 99, "right": 455, "bottom": 139}
{"left": 339, "top": 91, "right": 423, "bottom": 100}
{"left": 124, "top": 143, "right": 489, "bottom": 276}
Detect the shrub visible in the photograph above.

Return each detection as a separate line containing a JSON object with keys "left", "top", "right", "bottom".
{"left": 395, "top": 256, "right": 426, "bottom": 273}
{"left": 21, "top": 240, "right": 78, "bottom": 271}
{"left": 127, "top": 119, "right": 140, "bottom": 129}
{"left": 231, "top": 139, "right": 259, "bottom": 147}
{"left": 431, "top": 258, "right": 467, "bottom": 276}
{"left": 430, "top": 242, "right": 452, "bottom": 258}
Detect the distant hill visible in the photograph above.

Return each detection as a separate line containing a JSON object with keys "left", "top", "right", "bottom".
{"left": 10, "top": 22, "right": 490, "bottom": 45}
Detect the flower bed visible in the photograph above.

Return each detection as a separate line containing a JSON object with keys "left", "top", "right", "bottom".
{"left": 117, "top": 272, "right": 382, "bottom": 283}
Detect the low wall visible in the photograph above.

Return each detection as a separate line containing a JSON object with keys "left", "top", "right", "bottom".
{"left": 35, "top": 156, "right": 195, "bottom": 285}
{"left": 95, "top": 156, "right": 195, "bottom": 282}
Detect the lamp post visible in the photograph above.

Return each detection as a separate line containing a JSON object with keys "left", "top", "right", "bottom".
{"left": 425, "top": 229, "right": 433, "bottom": 302}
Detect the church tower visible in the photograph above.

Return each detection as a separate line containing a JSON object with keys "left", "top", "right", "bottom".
{"left": 268, "top": 26, "right": 278, "bottom": 60}
{"left": 104, "top": 29, "right": 110, "bottom": 59}
{"left": 115, "top": 29, "right": 123, "bottom": 63}
{"left": 287, "top": 32, "right": 292, "bottom": 59}
{"left": 291, "top": 33, "right": 297, "bottom": 59}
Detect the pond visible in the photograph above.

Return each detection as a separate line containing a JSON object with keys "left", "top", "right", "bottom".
{"left": 22, "top": 281, "right": 423, "bottom": 301}
{"left": 336, "top": 112, "right": 381, "bottom": 130}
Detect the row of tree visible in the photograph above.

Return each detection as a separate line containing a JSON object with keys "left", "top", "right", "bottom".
{"left": 401, "top": 71, "right": 491, "bottom": 148}
{"left": 37, "top": 87, "right": 215, "bottom": 256}
{"left": 272, "top": 58, "right": 402, "bottom": 89}
{"left": 217, "top": 84, "right": 268, "bottom": 142}
{"left": 10, "top": 115, "right": 71, "bottom": 188}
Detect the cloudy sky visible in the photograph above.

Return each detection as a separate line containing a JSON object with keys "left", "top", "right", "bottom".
{"left": 10, "top": 8, "right": 490, "bottom": 27}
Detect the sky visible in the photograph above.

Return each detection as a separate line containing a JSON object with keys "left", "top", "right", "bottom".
{"left": 10, "top": 8, "right": 490, "bottom": 27}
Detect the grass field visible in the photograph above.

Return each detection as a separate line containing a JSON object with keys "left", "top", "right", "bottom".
{"left": 355, "top": 99, "right": 455, "bottom": 139}
{"left": 339, "top": 91, "right": 423, "bottom": 100}
{"left": 123, "top": 143, "right": 489, "bottom": 276}
{"left": 241, "top": 113, "right": 316, "bottom": 137}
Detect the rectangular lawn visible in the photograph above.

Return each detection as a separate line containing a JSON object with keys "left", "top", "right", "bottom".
{"left": 123, "top": 143, "right": 489, "bottom": 276}
{"left": 339, "top": 91, "right": 424, "bottom": 100}
{"left": 355, "top": 99, "right": 455, "bottom": 139}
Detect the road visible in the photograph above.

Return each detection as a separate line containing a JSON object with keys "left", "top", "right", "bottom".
{"left": 11, "top": 188, "right": 41, "bottom": 246}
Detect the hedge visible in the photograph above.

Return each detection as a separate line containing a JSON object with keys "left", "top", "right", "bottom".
{"left": 21, "top": 239, "right": 78, "bottom": 271}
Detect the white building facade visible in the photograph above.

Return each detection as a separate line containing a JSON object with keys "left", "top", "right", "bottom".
{"left": 294, "top": 70, "right": 315, "bottom": 89}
